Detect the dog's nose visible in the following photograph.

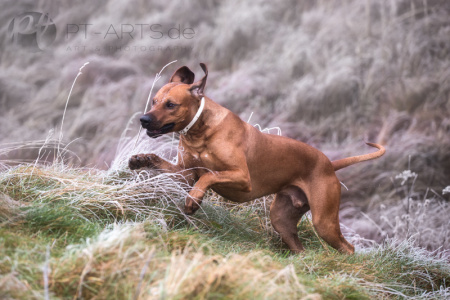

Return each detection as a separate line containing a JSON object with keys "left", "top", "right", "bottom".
{"left": 140, "top": 115, "right": 153, "bottom": 129}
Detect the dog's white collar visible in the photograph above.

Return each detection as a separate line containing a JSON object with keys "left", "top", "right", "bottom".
{"left": 178, "top": 97, "right": 205, "bottom": 135}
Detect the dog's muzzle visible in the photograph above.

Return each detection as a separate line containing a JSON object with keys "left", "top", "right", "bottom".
{"left": 140, "top": 115, "right": 153, "bottom": 128}
{"left": 140, "top": 114, "right": 175, "bottom": 138}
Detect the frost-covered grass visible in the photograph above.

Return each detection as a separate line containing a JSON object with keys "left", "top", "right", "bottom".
{"left": 344, "top": 165, "right": 450, "bottom": 256}
{"left": 1, "top": 145, "right": 449, "bottom": 299}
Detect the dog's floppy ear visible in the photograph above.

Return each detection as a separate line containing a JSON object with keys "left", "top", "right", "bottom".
{"left": 169, "top": 66, "right": 195, "bottom": 84}
{"left": 189, "top": 63, "right": 208, "bottom": 97}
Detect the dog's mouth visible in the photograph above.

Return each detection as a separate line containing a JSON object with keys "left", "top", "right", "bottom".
{"left": 146, "top": 123, "right": 175, "bottom": 138}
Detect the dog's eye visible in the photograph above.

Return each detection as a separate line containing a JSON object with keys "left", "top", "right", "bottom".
{"left": 166, "top": 102, "right": 176, "bottom": 109}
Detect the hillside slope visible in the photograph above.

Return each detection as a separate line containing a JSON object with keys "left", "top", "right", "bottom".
{"left": 1, "top": 154, "right": 449, "bottom": 299}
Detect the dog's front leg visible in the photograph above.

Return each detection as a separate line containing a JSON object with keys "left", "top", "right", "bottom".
{"left": 129, "top": 153, "right": 176, "bottom": 171}
{"left": 184, "top": 170, "right": 251, "bottom": 214}
{"left": 129, "top": 153, "right": 196, "bottom": 185}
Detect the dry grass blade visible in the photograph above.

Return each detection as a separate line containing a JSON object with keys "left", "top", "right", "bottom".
{"left": 133, "top": 60, "right": 177, "bottom": 150}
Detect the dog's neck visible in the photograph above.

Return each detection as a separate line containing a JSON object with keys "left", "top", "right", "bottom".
{"left": 179, "top": 97, "right": 230, "bottom": 145}
{"left": 178, "top": 97, "right": 205, "bottom": 135}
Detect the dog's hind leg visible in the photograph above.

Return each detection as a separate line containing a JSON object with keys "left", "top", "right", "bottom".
{"left": 270, "top": 186, "right": 310, "bottom": 253}
{"left": 308, "top": 176, "right": 355, "bottom": 254}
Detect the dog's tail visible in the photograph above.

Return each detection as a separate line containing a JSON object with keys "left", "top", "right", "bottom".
{"left": 332, "top": 142, "right": 385, "bottom": 171}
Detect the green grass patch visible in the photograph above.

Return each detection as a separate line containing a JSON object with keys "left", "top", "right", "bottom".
{"left": 24, "top": 203, "right": 102, "bottom": 244}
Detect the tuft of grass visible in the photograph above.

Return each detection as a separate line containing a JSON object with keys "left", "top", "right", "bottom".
{"left": 48, "top": 223, "right": 310, "bottom": 300}
{"left": 23, "top": 203, "right": 102, "bottom": 244}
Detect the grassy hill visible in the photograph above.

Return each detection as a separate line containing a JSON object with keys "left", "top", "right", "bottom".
{"left": 1, "top": 1, "right": 450, "bottom": 298}
{"left": 1, "top": 159, "right": 449, "bottom": 299}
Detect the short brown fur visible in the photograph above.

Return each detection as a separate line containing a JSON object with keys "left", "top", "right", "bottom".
{"left": 129, "top": 64, "right": 385, "bottom": 254}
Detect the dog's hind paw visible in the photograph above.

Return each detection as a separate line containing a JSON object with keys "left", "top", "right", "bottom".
{"left": 184, "top": 194, "right": 202, "bottom": 215}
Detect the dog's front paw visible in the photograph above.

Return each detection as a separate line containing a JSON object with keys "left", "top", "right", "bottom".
{"left": 128, "top": 154, "right": 161, "bottom": 170}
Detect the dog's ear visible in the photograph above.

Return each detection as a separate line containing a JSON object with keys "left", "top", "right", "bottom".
{"left": 189, "top": 63, "right": 208, "bottom": 98}
{"left": 169, "top": 66, "right": 195, "bottom": 84}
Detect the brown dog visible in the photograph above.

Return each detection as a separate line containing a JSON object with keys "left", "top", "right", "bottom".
{"left": 129, "top": 63, "right": 385, "bottom": 254}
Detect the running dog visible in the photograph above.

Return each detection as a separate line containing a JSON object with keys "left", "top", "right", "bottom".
{"left": 129, "top": 63, "right": 385, "bottom": 254}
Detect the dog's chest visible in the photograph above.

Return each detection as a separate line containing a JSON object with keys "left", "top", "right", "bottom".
{"left": 186, "top": 150, "right": 213, "bottom": 167}
{"left": 180, "top": 147, "right": 219, "bottom": 174}
{"left": 179, "top": 140, "right": 206, "bottom": 160}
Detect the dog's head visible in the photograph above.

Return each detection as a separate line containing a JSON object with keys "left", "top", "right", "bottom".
{"left": 140, "top": 63, "right": 208, "bottom": 138}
